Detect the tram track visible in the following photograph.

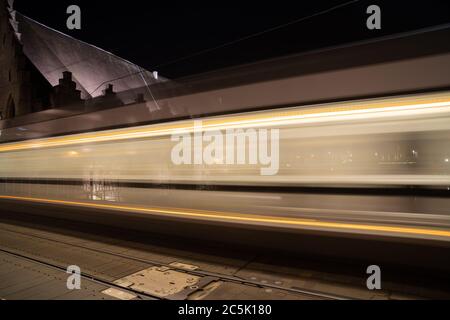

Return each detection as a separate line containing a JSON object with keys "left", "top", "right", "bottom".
{"left": 0, "top": 223, "right": 349, "bottom": 300}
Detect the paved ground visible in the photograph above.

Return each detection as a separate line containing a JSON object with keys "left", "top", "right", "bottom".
{"left": 1, "top": 209, "right": 448, "bottom": 300}
{"left": 0, "top": 251, "right": 124, "bottom": 300}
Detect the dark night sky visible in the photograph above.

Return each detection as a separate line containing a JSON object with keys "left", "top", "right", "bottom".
{"left": 14, "top": 0, "right": 450, "bottom": 78}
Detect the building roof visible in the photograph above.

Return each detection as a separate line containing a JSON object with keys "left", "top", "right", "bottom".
{"left": 16, "top": 13, "right": 165, "bottom": 102}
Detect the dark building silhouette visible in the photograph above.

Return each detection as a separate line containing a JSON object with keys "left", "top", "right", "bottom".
{"left": 51, "top": 71, "right": 82, "bottom": 108}
{"left": 94, "top": 84, "right": 124, "bottom": 109}
{"left": 0, "top": 0, "right": 52, "bottom": 119}
{"left": 0, "top": 0, "right": 162, "bottom": 121}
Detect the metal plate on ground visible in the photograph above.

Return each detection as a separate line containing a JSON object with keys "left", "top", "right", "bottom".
{"left": 114, "top": 266, "right": 200, "bottom": 298}
{"left": 169, "top": 262, "right": 199, "bottom": 271}
{"left": 101, "top": 288, "right": 137, "bottom": 300}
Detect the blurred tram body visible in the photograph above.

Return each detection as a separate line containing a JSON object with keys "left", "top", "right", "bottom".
{"left": 1, "top": 91, "right": 450, "bottom": 188}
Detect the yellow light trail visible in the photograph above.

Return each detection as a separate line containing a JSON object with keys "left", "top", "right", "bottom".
{"left": 1, "top": 195, "right": 450, "bottom": 239}
{"left": 0, "top": 91, "right": 450, "bottom": 153}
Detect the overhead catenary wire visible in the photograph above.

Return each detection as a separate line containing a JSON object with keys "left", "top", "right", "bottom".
{"left": 87, "top": 1, "right": 361, "bottom": 96}
{"left": 155, "top": 0, "right": 361, "bottom": 69}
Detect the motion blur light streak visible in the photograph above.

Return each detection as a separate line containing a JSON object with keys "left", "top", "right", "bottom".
{"left": 0, "top": 91, "right": 450, "bottom": 153}
{"left": 1, "top": 195, "right": 450, "bottom": 239}
{"left": 2, "top": 91, "right": 450, "bottom": 186}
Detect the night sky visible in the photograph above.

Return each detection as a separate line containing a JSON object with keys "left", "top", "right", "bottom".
{"left": 14, "top": 0, "right": 450, "bottom": 79}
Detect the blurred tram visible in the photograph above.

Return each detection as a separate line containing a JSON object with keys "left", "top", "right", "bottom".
{"left": 1, "top": 90, "right": 450, "bottom": 188}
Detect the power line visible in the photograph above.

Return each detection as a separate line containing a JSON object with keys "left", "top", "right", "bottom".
{"left": 88, "top": 70, "right": 145, "bottom": 96}
{"left": 155, "top": 0, "right": 361, "bottom": 69}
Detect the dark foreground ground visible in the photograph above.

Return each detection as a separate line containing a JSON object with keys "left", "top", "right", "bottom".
{"left": 0, "top": 198, "right": 449, "bottom": 300}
